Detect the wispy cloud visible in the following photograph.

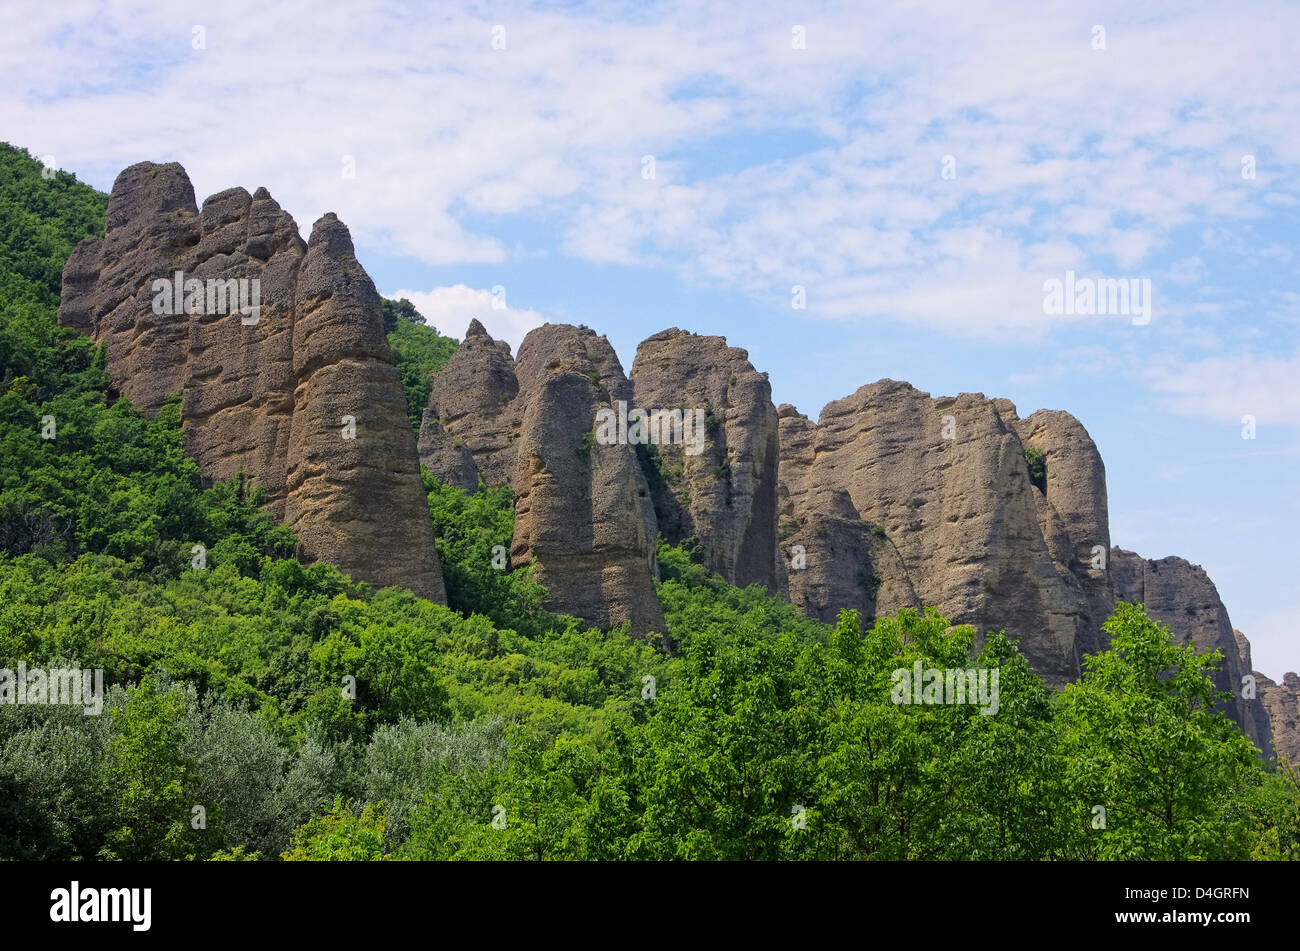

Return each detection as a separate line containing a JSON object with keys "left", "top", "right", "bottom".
{"left": 6, "top": 0, "right": 1297, "bottom": 337}
{"left": 1143, "top": 353, "right": 1300, "bottom": 427}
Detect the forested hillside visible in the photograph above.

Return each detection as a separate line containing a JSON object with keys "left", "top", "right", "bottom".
{"left": 1, "top": 143, "right": 1296, "bottom": 861}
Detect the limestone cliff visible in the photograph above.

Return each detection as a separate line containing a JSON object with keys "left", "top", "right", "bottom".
{"left": 419, "top": 321, "right": 664, "bottom": 634}
{"left": 1007, "top": 407, "right": 1114, "bottom": 658}
{"left": 58, "top": 162, "right": 445, "bottom": 602}
{"left": 58, "top": 163, "right": 1290, "bottom": 750}
{"left": 1255, "top": 669, "right": 1300, "bottom": 765}
{"left": 776, "top": 380, "right": 1087, "bottom": 685}
{"left": 1233, "top": 629, "right": 1298, "bottom": 764}
{"left": 776, "top": 402, "right": 919, "bottom": 624}
{"left": 774, "top": 373, "right": 1284, "bottom": 751}
{"left": 629, "top": 329, "right": 780, "bottom": 592}
{"left": 417, "top": 317, "right": 518, "bottom": 492}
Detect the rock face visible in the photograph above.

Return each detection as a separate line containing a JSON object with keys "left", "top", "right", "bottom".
{"left": 419, "top": 322, "right": 664, "bottom": 635}
{"left": 776, "top": 403, "right": 920, "bottom": 624}
{"left": 1110, "top": 550, "right": 1272, "bottom": 753}
{"left": 1254, "top": 667, "right": 1300, "bottom": 766}
{"left": 1007, "top": 408, "right": 1114, "bottom": 659}
{"left": 59, "top": 162, "right": 445, "bottom": 602}
{"left": 773, "top": 374, "right": 1286, "bottom": 753}
{"left": 776, "top": 381, "right": 1090, "bottom": 685}
{"left": 1235, "top": 628, "right": 1298, "bottom": 764}
{"left": 628, "top": 329, "right": 780, "bottom": 592}
{"left": 417, "top": 318, "right": 518, "bottom": 492}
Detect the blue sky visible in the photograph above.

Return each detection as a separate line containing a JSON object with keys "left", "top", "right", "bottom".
{"left": 5, "top": 0, "right": 1297, "bottom": 675}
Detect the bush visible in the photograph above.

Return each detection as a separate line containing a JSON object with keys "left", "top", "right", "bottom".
{"left": 1024, "top": 446, "right": 1047, "bottom": 492}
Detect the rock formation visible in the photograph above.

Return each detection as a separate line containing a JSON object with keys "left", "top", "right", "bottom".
{"left": 419, "top": 322, "right": 664, "bottom": 634}
{"left": 58, "top": 161, "right": 1291, "bottom": 752}
{"left": 414, "top": 316, "right": 1290, "bottom": 750}
{"left": 59, "top": 162, "right": 445, "bottom": 602}
{"left": 1254, "top": 667, "right": 1300, "bottom": 765}
{"left": 1235, "top": 629, "right": 1298, "bottom": 764}
{"left": 773, "top": 375, "right": 1283, "bottom": 751}
{"left": 776, "top": 403, "right": 920, "bottom": 624}
{"left": 775, "top": 381, "right": 1089, "bottom": 685}
{"left": 1007, "top": 407, "right": 1114, "bottom": 658}
{"left": 628, "top": 329, "right": 780, "bottom": 592}
{"left": 417, "top": 318, "right": 518, "bottom": 492}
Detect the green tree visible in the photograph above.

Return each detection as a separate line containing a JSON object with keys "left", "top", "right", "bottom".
{"left": 102, "top": 677, "right": 204, "bottom": 860}
{"left": 1057, "top": 602, "right": 1262, "bottom": 859}
{"left": 282, "top": 800, "right": 391, "bottom": 861}
{"left": 384, "top": 299, "right": 458, "bottom": 430}
{"left": 424, "top": 472, "right": 551, "bottom": 636}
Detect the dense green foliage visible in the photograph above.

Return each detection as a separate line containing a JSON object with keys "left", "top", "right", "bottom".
{"left": 0, "top": 145, "right": 106, "bottom": 313}
{"left": 0, "top": 140, "right": 1295, "bottom": 862}
{"left": 5, "top": 532, "right": 1296, "bottom": 859}
{"left": 1025, "top": 446, "right": 1047, "bottom": 492}
{"left": 384, "top": 298, "right": 458, "bottom": 432}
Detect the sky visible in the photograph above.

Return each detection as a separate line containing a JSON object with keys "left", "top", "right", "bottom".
{"left": 4, "top": 0, "right": 1297, "bottom": 676}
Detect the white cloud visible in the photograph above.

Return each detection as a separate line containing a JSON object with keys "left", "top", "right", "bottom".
{"left": 5, "top": 0, "right": 1298, "bottom": 337}
{"left": 2, "top": 0, "right": 1298, "bottom": 391}
{"left": 1142, "top": 353, "right": 1300, "bottom": 427}
{"left": 386, "top": 284, "right": 545, "bottom": 352}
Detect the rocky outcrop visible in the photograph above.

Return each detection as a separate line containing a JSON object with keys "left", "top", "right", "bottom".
{"left": 419, "top": 322, "right": 664, "bottom": 635}
{"left": 513, "top": 326, "right": 664, "bottom": 633}
{"left": 776, "top": 403, "right": 919, "bottom": 623}
{"left": 1236, "top": 629, "right": 1299, "bottom": 764}
{"left": 58, "top": 162, "right": 445, "bottom": 602}
{"left": 420, "top": 317, "right": 1284, "bottom": 750}
{"left": 1110, "top": 550, "right": 1272, "bottom": 753}
{"left": 628, "top": 329, "right": 780, "bottom": 592}
{"left": 417, "top": 318, "right": 518, "bottom": 491}
{"left": 1254, "top": 669, "right": 1300, "bottom": 765}
{"left": 53, "top": 161, "right": 1290, "bottom": 736}
{"left": 774, "top": 377, "right": 1284, "bottom": 754}
{"left": 776, "top": 381, "right": 1087, "bottom": 685}
{"left": 1007, "top": 408, "right": 1114, "bottom": 658}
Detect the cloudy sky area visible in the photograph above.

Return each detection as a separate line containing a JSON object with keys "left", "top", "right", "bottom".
{"left": 5, "top": 0, "right": 1297, "bottom": 674}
